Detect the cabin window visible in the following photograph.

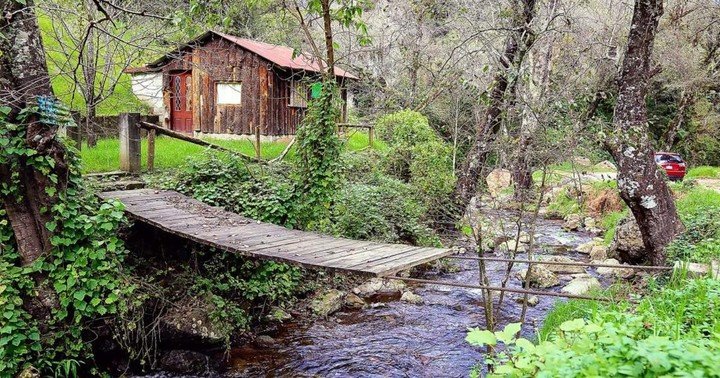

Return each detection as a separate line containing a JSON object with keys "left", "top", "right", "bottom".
{"left": 289, "top": 80, "right": 308, "bottom": 108}
{"left": 216, "top": 82, "right": 242, "bottom": 105}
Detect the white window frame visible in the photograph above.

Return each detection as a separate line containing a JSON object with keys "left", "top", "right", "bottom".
{"left": 216, "top": 82, "right": 242, "bottom": 105}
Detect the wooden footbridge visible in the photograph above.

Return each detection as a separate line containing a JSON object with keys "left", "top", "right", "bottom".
{"left": 99, "top": 189, "right": 454, "bottom": 277}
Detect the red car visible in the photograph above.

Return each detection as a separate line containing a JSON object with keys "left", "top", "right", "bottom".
{"left": 654, "top": 152, "right": 686, "bottom": 181}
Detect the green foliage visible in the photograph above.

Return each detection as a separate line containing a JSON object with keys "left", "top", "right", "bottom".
{"left": 686, "top": 166, "right": 720, "bottom": 179}
{"left": 294, "top": 83, "right": 344, "bottom": 227}
{"left": 600, "top": 210, "right": 626, "bottom": 245}
{"left": 188, "top": 250, "right": 304, "bottom": 338}
{"left": 173, "top": 152, "right": 297, "bottom": 227}
{"left": 0, "top": 98, "right": 130, "bottom": 375}
{"left": 312, "top": 175, "right": 441, "bottom": 246}
{"left": 375, "top": 110, "right": 455, "bottom": 211}
{"left": 546, "top": 187, "right": 582, "bottom": 218}
{"left": 474, "top": 278, "right": 720, "bottom": 377}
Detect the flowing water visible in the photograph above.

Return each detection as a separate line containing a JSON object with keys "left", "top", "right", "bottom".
{"left": 221, "top": 216, "right": 599, "bottom": 378}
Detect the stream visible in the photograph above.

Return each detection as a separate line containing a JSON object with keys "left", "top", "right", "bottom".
{"left": 221, "top": 216, "right": 600, "bottom": 377}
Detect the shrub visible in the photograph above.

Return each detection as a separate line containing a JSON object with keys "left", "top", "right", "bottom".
{"left": 375, "top": 110, "right": 455, "bottom": 211}
{"left": 173, "top": 152, "right": 298, "bottom": 227}
{"left": 471, "top": 278, "right": 720, "bottom": 377}
{"left": 313, "top": 176, "right": 441, "bottom": 247}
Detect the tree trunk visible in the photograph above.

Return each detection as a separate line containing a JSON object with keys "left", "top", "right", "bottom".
{"left": 606, "top": 0, "right": 683, "bottom": 265}
{"left": 320, "top": 0, "right": 334, "bottom": 77}
{"left": 0, "top": 0, "right": 67, "bottom": 320}
{"left": 512, "top": 6, "right": 557, "bottom": 202}
{"left": 663, "top": 89, "right": 695, "bottom": 150}
{"left": 455, "top": 0, "right": 537, "bottom": 208}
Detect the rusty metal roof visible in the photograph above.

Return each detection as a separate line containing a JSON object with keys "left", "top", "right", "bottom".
{"left": 214, "top": 32, "right": 358, "bottom": 79}
{"left": 128, "top": 30, "right": 358, "bottom": 80}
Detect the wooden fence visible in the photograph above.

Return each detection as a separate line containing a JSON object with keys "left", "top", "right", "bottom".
{"left": 118, "top": 113, "right": 375, "bottom": 173}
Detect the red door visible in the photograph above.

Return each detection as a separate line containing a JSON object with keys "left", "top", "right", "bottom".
{"left": 170, "top": 72, "right": 193, "bottom": 133}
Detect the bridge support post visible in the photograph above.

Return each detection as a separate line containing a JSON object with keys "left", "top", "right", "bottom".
{"left": 119, "top": 112, "right": 141, "bottom": 173}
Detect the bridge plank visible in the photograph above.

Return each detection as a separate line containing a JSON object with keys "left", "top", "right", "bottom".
{"left": 99, "top": 189, "right": 454, "bottom": 276}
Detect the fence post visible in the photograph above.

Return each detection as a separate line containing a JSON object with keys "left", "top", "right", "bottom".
{"left": 255, "top": 126, "right": 261, "bottom": 159}
{"left": 119, "top": 113, "right": 141, "bottom": 173}
{"left": 368, "top": 125, "right": 374, "bottom": 148}
{"left": 147, "top": 129, "right": 156, "bottom": 172}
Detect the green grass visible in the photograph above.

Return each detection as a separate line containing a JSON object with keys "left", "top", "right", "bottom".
{"left": 600, "top": 210, "right": 626, "bottom": 245}
{"left": 686, "top": 166, "right": 720, "bottom": 179}
{"left": 80, "top": 132, "right": 381, "bottom": 173}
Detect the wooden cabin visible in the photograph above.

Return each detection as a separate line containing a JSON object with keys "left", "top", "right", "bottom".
{"left": 125, "top": 31, "right": 357, "bottom": 138}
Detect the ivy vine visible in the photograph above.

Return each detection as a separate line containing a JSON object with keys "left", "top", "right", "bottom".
{"left": 0, "top": 98, "right": 132, "bottom": 376}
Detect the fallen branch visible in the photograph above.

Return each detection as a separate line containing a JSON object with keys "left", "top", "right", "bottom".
{"left": 269, "top": 137, "right": 296, "bottom": 164}
{"left": 137, "top": 122, "right": 260, "bottom": 162}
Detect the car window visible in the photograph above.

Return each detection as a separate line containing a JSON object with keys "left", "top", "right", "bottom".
{"left": 656, "top": 154, "right": 683, "bottom": 163}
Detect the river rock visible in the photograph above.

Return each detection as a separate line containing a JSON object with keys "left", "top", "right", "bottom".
{"left": 589, "top": 245, "right": 608, "bottom": 261}
{"left": 515, "top": 265, "right": 560, "bottom": 288}
{"left": 486, "top": 168, "right": 513, "bottom": 197}
{"left": 673, "top": 261, "right": 720, "bottom": 279}
{"left": 400, "top": 290, "right": 424, "bottom": 305}
{"left": 514, "top": 295, "right": 539, "bottom": 306}
{"left": 352, "top": 278, "right": 406, "bottom": 297}
{"left": 539, "top": 256, "right": 586, "bottom": 274}
{"left": 596, "top": 259, "right": 635, "bottom": 278}
{"left": 311, "top": 289, "right": 346, "bottom": 317}
{"left": 594, "top": 160, "right": 617, "bottom": 171}
{"left": 159, "top": 350, "right": 210, "bottom": 375}
{"left": 255, "top": 335, "right": 276, "bottom": 347}
{"left": 573, "top": 156, "right": 592, "bottom": 166}
{"left": 344, "top": 293, "right": 366, "bottom": 309}
{"left": 561, "top": 274, "right": 600, "bottom": 296}
{"left": 576, "top": 240, "right": 598, "bottom": 254}
{"left": 609, "top": 216, "right": 645, "bottom": 263}
{"left": 498, "top": 239, "right": 527, "bottom": 253}
{"left": 160, "top": 296, "right": 229, "bottom": 347}
{"left": 518, "top": 231, "right": 532, "bottom": 244}
{"left": 562, "top": 214, "right": 582, "bottom": 231}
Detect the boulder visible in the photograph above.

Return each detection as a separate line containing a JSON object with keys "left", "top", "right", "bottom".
{"left": 539, "top": 256, "right": 586, "bottom": 274}
{"left": 561, "top": 275, "right": 600, "bottom": 296}
{"left": 589, "top": 245, "right": 608, "bottom": 261}
{"left": 595, "top": 258, "right": 635, "bottom": 278}
{"left": 584, "top": 217, "right": 597, "bottom": 230}
{"left": 518, "top": 231, "right": 532, "bottom": 244}
{"left": 160, "top": 296, "right": 230, "bottom": 348}
{"left": 514, "top": 295, "right": 539, "bottom": 306}
{"left": 352, "top": 278, "right": 406, "bottom": 297}
{"left": 673, "top": 261, "right": 720, "bottom": 279}
{"left": 255, "top": 335, "right": 276, "bottom": 347}
{"left": 344, "top": 293, "right": 366, "bottom": 309}
{"left": 515, "top": 265, "right": 560, "bottom": 288}
{"left": 486, "top": 169, "right": 513, "bottom": 197}
{"left": 573, "top": 156, "right": 592, "bottom": 166}
{"left": 498, "top": 239, "right": 527, "bottom": 253}
{"left": 609, "top": 216, "right": 645, "bottom": 263}
{"left": 400, "top": 290, "right": 424, "bottom": 305}
{"left": 159, "top": 350, "right": 210, "bottom": 375}
{"left": 576, "top": 240, "right": 598, "bottom": 254}
{"left": 311, "top": 289, "right": 346, "bottom": 317}
{"left": 594, "top": 160, "right": 617, "bottom": 171}
{"left": 562, "top": 214, "right": 583, "bottom": 231}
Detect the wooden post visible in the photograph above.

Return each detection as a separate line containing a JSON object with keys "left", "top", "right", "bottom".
{"left": 147, "top": 129, "right": 156, "bottom": 172}
{"left": 368, "top": 125, "right": 374, "bottom": 148}
{"left": 255, "top": 126, "right": 261, "bottom": 159}
{"left": 119, "top": 113, "right": 141, "bottom": 173}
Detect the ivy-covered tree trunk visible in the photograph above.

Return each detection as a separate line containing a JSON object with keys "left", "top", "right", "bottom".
{"left": 455, "top": 0, "right": 537, "bottom": 208}
{"left": 606, "top": 0, "right": 683, "bottom": 265}
{"left": 0, "top": 0, "right": 68, "bottom": 315}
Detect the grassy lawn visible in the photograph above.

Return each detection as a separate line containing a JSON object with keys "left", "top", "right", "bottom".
{"left": 80, "top": 132, "right": 382, "bottom": 173}
{"left": 686, "top": 165, "right": 720, "bottom": 179}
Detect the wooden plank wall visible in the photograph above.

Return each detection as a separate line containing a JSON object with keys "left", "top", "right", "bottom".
{"left": 160, "top": 36, "right": 315, "bottom": 136}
